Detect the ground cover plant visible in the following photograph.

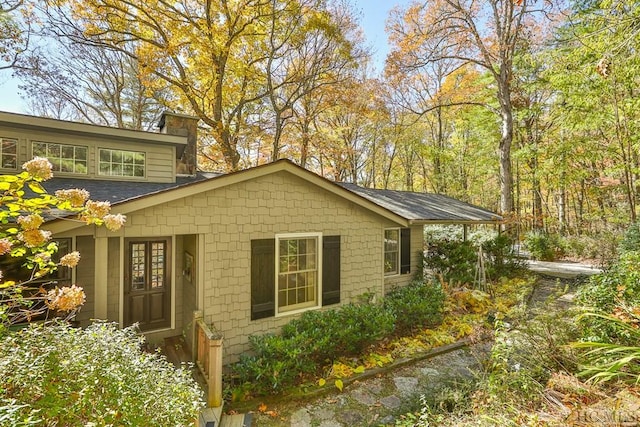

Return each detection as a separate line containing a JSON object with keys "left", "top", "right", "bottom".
{"left": 229, "top": 257, "right": 530, "bottom": 403}
{"left": 0, "top": 321, "right": 204, "bottom": 426}
{"left": 398, "top": 225, "right": 640, "bottom": 426}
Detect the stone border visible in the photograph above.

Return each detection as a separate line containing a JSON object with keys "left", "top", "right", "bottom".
{"left": 289, "top": 338, "right": 474, "bottom": 400}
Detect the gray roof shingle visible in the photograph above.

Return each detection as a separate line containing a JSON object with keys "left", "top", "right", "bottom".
{"left": 41, "top": 173, "right": 218, "bottom": 204}
{"left": 338, "top": 183, "right": 501, "bottom": 224}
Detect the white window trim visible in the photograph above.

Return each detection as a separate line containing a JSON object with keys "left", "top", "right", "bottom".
{"left": 0, "top": 137, "right": 18, "bottom": 170}
{"left": 274, "top": 232, "right": 323, "bottom": 317}
{"left": 98, "top": 147, "right": 147, "bottom": 178}
{"left": 384, "top": 228, "right": 401, "bottom": 277}
{"left": 32, "top": 140, "right": 89, "bottom": 175}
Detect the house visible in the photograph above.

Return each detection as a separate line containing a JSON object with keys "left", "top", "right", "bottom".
{"left": 0, "top": 110, "right": 501, "bottom": 362}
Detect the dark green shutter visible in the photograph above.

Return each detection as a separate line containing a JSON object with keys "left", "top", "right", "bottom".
{"left": 322, "top": 235, "right": 340, "bottom": 306}
{"left": 400, "top": 228, "right": 411, "bottom": 275}
{"left": 251, "top": 239, "right": 275, "bottom": 320}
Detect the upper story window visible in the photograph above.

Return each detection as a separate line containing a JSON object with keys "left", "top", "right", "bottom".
{"left": 99, "top": 149, "right": 145, "bottom": 177}
{"left": 1, "top": 138, "right": 17, "bottom": 169}
{"left": 32, "top": 141, "right": 88, "bottom": 174}
{"left": 384, "top": 228, "right": 400, "bottom": 276}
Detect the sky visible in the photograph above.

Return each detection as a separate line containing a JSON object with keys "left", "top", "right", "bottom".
{"left": 0, "top": 1, "right": 411, "bottom": 114}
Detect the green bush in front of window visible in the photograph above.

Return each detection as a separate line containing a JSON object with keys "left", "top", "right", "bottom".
{"left": 234, "top": 302, "right": 395, "bottom": 393}
{"left": 232, "top": 279, "right": 447, "bottom": 395}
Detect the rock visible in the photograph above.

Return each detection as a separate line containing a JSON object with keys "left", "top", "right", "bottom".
{"left": 394, "top": 377, "right": 419, "bottom": 396}
{"left": 290, "top": 408, "right": 312, "bottom": 427}
{"left": 351, "top": 387, "right": 378, "bottom": 406}
{"left": 380, "top": 395, "right": 402, "bottom": 409}
{"left": 312, "top": 406, "right": 336, "bottom": 421}
{"left": 337, "top": 410, "right": 364, "bottom": 425}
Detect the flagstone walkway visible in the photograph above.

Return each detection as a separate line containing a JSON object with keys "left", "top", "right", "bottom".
{"left": 248, "top": 260, "right": 600, "bottom": 426}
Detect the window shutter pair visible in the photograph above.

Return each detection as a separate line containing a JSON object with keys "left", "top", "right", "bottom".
{"left": 250, "top": 236, "right": 341, "bottom": 321}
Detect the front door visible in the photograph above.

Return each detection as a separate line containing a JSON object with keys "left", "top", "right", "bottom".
{"left": 125, "top": 239, "right": 171, "bottom": 331}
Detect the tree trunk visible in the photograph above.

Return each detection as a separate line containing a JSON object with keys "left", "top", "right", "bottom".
{"left": 499, "top": 106, "right": 514, "bottom": 214}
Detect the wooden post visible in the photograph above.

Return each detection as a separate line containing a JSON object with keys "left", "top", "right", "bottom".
{"left": 192, "top": 310, "right": 203, "bottom": 363}
{"left": 207, "top": 337, "right": 223, "bottom": 408}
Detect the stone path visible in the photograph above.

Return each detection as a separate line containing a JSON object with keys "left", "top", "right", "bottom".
{"left": 286, "top": 342, "right": 491, "bottom": 427}
{"left": 250, "top": 261, "right": 600, "bottom": 426}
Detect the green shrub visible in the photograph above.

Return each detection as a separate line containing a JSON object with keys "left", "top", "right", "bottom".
{"left": 283, "top": 302, "right": 395, "bottom": 359}
{"left": 233, "top": 333, "right": 313, "bottom": 391}
{"left": 384, "top": 279, "right": 445, "bottom": 334}
{"left": 562, "top": 233, "right": 620, "bottom": 267}
{"left": 424, "top": 240, "right": 477, "bottom": 285}
{"left": 523, "top": 231, "right": 564, "bottom": 261}
{"left": 0, "top": 321, "right": 204, "bottom": 426}
{"left": 577, "top": 251, "right": 640, "bottom": 343}
{"left": 424, "top": 233, "right": 523, "bottom": 285}
{"left": 482, "top": 234, "right": 526, "bottom": 280}
{"left": 233, "top": 301, "right": 395, "bottom": 394}
{"left": 619, "top": 221, "right": 640, "bottom": 253}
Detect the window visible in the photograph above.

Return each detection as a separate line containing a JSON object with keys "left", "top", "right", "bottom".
{"left": 384, "top": 228, "right": 411, "bottom": 276}
{"left": 276, "top": 233, "right": 321, "bottom": 314}
{"left": 1, "top": 138, "right": 17, "bottom": 169}
{"left": 251, "top": 235, "right": 340, "bottom": 320}
{"left": 384, "top": 229, "right": 400, "bottom": 275}
{"left": 32, "top": 141, "right": 87, "bottom": 174}
{"left": 99, "top": 148, "right": 145, "bottom": 177}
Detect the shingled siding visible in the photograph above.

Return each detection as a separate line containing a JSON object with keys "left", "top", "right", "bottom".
{"left": 122, "top": 170, "right": 405, "bottom": 362}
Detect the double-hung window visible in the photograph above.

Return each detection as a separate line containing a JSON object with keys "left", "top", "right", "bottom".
{"left": 384, "top": 228, "right": 411, "bottom": 276}
{"left": 384, "top": 228, "right": 400, "bottom": 275}
{"left": 251, "top": 234, "right": 340, "bottom": 320}
{"left": 276, "top": 233, "right": 321, "bottom": 314}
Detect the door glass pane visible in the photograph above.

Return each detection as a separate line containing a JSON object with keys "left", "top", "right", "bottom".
{"left": 131, "top": 243, "right": 146, "bottom": 291}
{"left": 150, "top": 242, "right": 165, "bottom": 288}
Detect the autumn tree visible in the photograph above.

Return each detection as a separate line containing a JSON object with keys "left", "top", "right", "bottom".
{"left": 40, "top": 0, "right": 360, "bottom": 171}
{"left": 263, "top": 0, "right": 363, "bottom": 161}
{"left": 0, "top": 0, "right": 31, "bottom": 71}
{"left": 314, "top": 75, "right": 388, "bottom": 183}
{"left": 386, "top": 0, "right": 557, "bottom": 214}
{"left": 17, "top": 40, "right": 168, "bottom": 130}
{"left": 540, "top": 0, "right": 640, "bottom": 230}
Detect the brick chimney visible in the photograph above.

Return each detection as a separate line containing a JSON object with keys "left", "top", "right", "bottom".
{"left": 158, "top": 111, "right": 199, "bottom": 175}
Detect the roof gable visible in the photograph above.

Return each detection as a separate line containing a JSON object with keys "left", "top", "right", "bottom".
{"left": 46, "top": 160, "right": 409, "bottom": 233}
{"left": 44, "top": 160, "right": 501, "bottom": 234}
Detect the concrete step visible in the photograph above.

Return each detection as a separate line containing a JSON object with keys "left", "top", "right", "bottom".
{"left": 198, "top": 405, "right": 222, "bottom": 427}
{"left": 219, "top": 413, "right": 252, "bottom": 427}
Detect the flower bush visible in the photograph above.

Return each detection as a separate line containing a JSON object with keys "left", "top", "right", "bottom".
{"left": 0, "top": 321, "right": 204, "bottom": 426}
{"left": 0, "top": 157, "right": 126, "bottom": 331}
